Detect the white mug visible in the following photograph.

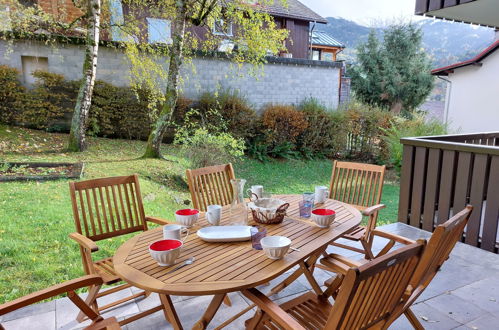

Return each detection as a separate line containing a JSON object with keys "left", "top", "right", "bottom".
{"left": 206, "top": 204, "right": 222, "bottom": 225}
{"left": 175, "top": 209, "right": 200, "bottom": 228}
{"left": 314, "top": 186, "right": 329, "bottom": 204}
{"left": 248, "top": 185, "right": 264, "bottom": 199}
{"left": 163, "top": 224, "right": 189, "bottom": 241}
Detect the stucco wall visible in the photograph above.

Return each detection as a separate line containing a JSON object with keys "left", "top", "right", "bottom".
{"left": 444, "top": 51, "right": 499, "bottom": 133}
{"left": 0, "top": 39, "right": 341, "bottom": 110}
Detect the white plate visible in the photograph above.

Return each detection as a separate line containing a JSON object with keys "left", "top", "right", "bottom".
{"left": 197, "top": 226, "right": 252, "bottom": 242}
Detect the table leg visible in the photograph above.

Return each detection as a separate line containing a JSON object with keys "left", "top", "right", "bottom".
{"left": 159, "top": 294, "right": 183, "bottom": 330}
{"left": 192, "top": 293, "right": 226, "bottom": 330}
{"left": 269, "top": 251, "right": 323, "bottom": 296}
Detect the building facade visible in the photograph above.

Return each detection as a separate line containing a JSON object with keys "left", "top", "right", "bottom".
{"left": 432, "top": 39, "right": 499, "bottom": 133}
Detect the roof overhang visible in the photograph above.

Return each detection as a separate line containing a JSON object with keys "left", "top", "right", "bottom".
{"left": 432, "top": 39, "right": 499, "bottom": 75}
{"left": 268, "top": 11, "right": 327, "bottom": 23}
{"left": 312, "top": 44, "right": 344, "bottom": 50}
{"left": 415, "top": 0, "right": 499, "bottom": 28}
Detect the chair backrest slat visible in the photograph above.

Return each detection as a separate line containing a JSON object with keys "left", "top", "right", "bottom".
{"left": 70, "top": 175, "right": 147, "bottom": 241}
{"left": 411, "top": 206, "right": 473, "bottom": 298}
{"left": 186, "top": 164, "right": 236, "bottom": 211}
{"left": 329, "top": 161, "right": 386, "bottom": 211}
{"left": 325, "top": 241, "right": 425, "bottom": 329}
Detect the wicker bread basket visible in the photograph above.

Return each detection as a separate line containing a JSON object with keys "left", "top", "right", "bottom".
{"left": 247, "top": 196, "right": 289, "bottom": 224}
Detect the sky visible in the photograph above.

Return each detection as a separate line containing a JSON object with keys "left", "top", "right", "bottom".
{"left": 299, "top": 0, "right": 420, "bottom": 26}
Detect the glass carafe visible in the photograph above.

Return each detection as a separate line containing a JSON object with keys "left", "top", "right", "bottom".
{"left": 229, "top": 179, "right": 248, "bottom": 225}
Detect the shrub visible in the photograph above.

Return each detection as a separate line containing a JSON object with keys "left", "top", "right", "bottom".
{"left": 174, "top": 109, "right": 245, "bottom": 168}
{"left": 341, "top": 101, "right": 394, "bottom": 162}
{"left": 261, "top": 104, "right": 308, "bottom": 147}
{"left": 0, "top": 65, "right": 26, "bottom": 124}
{"left": 297, "top": 98, "right": 345, "bottom": 159}
{"left": 382, "top": 114, "right": 448, "bottom": 172}
{"left": 197, "top": 90, "right": 258, "bottom": 141}
{"left": 21, "top": 71, "right": 78, "bottom": 130}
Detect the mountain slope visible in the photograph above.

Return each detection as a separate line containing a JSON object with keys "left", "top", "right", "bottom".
{"left": 316, "top": 17, "right": 495, "bottom": 67}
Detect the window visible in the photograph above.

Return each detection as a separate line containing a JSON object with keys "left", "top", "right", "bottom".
{"left": 213, "top": 19, "right": 233, "bottom": 36}
{"left": 21, "top": 56, "right": 48, "bottom": 85}
{"left": 147, "top": 18, "right": 172, "bottom": 44}
{"left": 312, "top": 50, "right": 320, "bottom": 61}
{"left": 0, "top": 5, "right": 11, "bottom": 31}
{"left": 109, "top": 0, "right": 128, "bottom": 41}
{"left": 322, "top": 52, "right": 333, "bottom": 61}
{"left": 218, "top": 39, "right": 235, "bottom": 52}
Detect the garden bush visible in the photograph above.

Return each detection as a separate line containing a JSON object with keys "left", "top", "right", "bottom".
{"left": 0, "top": 65, "right": 27, "bottom": 125}
{"left": 341, "top": 101, "right": 395, "bottom": 162}
{"left": 174, "top": 108, "right": 245, "bottom": 168}
{"left": 197, "top": 90, "right": 258, "bottom": 142}
{"left": 0, "top": 64, "right": 448, "bottom": 167}
{"left": 22, "top": 71, "right": 78, "bottom": 130}
{"left": 261, "top": 104, "right": 308, "bottom": 146}
{"left": 382, "top": 114, "right": 448, "bottom": 172}
{"left": 297, "top": 98, "right": 345, "bottom": 159}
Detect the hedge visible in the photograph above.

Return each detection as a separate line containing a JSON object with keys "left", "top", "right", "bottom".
{"left": 0, "top": 64, "right": 446, "bottom": 166}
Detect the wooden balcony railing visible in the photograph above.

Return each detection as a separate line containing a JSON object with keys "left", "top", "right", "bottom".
{"left": 415, "top": 0, "right": 476, "bottom": 15}
{"left": 398, "top": 132, "right": 499, "bottom": 253}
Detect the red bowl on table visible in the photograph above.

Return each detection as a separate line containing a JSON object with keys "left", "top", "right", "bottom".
{"left": 149, "top": 239, "right": 183, "bottom": 266}
{"left": 311, "top": 208, "right": 336, "bottom": 228}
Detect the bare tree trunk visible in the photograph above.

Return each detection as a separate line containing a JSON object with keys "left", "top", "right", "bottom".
{"left": 390, "top": 101, "right": 403, "bottom": 115}
{"left": 68, "top": 0, "right": 101, "bottom": 152}
{"left": 143, "top": 1, "right": 187, "bottom": 159}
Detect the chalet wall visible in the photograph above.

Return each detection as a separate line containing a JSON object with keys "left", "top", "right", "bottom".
{"left": 443, "top": 50, "right": 499, "bottom": 133}
{"left": 0, "top": 39, "right": 341, "bottom": 109}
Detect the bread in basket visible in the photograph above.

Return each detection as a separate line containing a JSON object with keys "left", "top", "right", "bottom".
{"left": 247, "top": 197, "right": 289, "bottom": 224}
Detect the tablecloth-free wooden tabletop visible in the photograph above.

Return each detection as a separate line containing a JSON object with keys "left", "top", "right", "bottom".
{"left": 113, "top": 194, "right": 361, "bottom": 296}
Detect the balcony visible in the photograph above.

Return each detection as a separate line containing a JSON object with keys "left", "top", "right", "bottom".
{"left": 399, "top": 132, "right": 499, "bottom": 252}
{"left": 415, "top": 0, "right": 499, "bottom": 28}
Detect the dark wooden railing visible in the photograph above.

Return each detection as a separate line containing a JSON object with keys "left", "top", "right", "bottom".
{"left": 398, "top": 132, "right": 499, "bottom": 253}
{"left": 415, "top": 0, "right": 476, "bottom": 15}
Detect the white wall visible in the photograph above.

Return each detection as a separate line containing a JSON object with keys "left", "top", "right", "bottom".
{"left": 444, "top": 50, "right": 499, "bottom": 133}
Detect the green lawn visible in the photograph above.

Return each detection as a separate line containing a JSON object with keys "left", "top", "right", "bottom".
{"left": 0, "top": 124, "right": 399, "bottom": 303}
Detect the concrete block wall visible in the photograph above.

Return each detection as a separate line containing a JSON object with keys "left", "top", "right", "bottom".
{"left": 0, "top": 39, "right": 341, "bottom": 110}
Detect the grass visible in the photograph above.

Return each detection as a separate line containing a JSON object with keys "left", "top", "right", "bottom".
{"left": 0, "top": 124, "right": 400, "bottom": 303}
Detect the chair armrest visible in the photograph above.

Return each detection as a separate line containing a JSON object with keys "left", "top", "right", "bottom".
{"left": 145, "top": 216, "right": 170, "bottom": 226}
{"left": 0, "top": 275, "right": 102, "bottom": 316}
{"left": 69, "top": 232, "right": 99, "bottom": 252}
{"left": 242, "top": 288, "right": 306, "bottom": 330}
{"left": 362, "top": 204, "right": 386, "bottom": 217}
{"left": 372, "top": 229, "right": 416, "bottom": 245}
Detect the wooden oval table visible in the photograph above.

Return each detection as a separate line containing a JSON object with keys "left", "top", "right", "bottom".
{"left": 113, "top": 194, "right": 361, "bottom": 329}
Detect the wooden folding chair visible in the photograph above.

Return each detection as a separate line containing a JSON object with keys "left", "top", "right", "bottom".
{"left": 0, "top": 275, "right": 120, "bottom": 330}
{"left": 328, "top": 160, "right": 386, "bottom": 259}
{"left": 242, "top": 240, "right": 425, "bottom": 329}
{"left": 186, "top": 163, "right": 235, "bottom": 307}
{"left": 320, "top": 206, "right": 473, "bottom": 329}
{"left": 186, "top": 163, "right": 236, "bottom": 212}
{"left": 386, "top": 205, "right": 473, "bottom": 329}
{"left": 69, "top": 175, "right": 169, "bottom": 323}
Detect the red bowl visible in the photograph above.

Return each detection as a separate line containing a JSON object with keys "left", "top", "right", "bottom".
{"left": 312, "top": 208, "right": 335, "bottom": 216}
{"left": 175, "top": 209, "right": 199, "bottom": 216}
{"left": 150, "top": 239, "right": 182, "bottom": 251}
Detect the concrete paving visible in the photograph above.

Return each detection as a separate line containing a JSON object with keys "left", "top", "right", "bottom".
{"left": 2, "top": 223, "right": 499, "bottom": 330}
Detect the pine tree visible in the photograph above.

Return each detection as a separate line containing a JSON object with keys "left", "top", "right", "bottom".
{"left": 351, "top": 23, "right": 434, "bottom": 114}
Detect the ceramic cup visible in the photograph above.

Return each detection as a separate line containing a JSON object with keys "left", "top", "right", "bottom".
{"left": 163, "top": 224, "right": 189, "bottom": 241}
{"left": 312, "top": 208, "right": 336, "bottom": 228}
{"left": 248, "top": 185, "right": 264, "bottom": 199}
{"left": 149, "top": 239, "right": 182, "bottom": 266}
{"left": 261, "top": 236, "right": 291, "bottom": 260}
{"left": 206, "top": 204, "right": 222, "bottom": 226}
{"left": 314, "top": 186, "right": 329, "bottom": 204}
{"left": 175, "top": 209, "right": 199, "bottom": 228}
